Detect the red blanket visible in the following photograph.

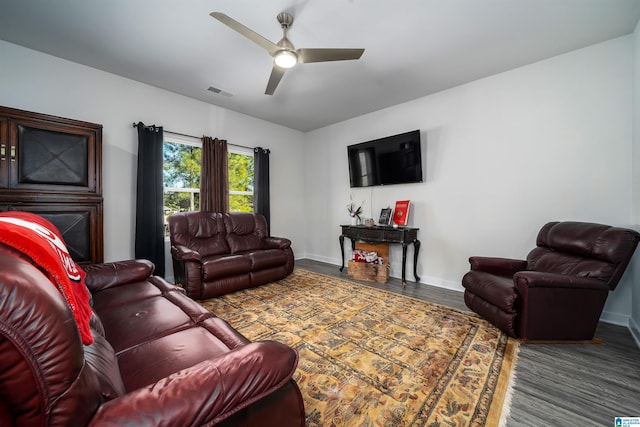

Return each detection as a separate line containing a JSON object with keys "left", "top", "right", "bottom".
{"left": 0, "top": 212, "right": 93, "bottom": 344}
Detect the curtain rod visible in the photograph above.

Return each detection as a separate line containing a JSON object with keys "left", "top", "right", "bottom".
{"left": 131, "top": 122, "right": 254, "bottom": 150}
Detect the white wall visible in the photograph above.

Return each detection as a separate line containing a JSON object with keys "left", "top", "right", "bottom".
{"left": 1, "top": 34, "right": 637, "bottom": 327}
{"left": 0, "top": 40, "right": 307, "bottom": 268}
{"left": 630, "top": 20, "right": 640, "bottom": 344}
{"left": 304, "top": 36, "right": 635, "bottom": 325}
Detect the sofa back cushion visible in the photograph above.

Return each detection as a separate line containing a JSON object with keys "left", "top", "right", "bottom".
{"left": 168, "top": 212, "right": 230, "bottom": 257}
{"left": 526, "top": 221, "right": 640, "bottom": 289}
{"left": 0, "top": 248, "right": 103, "bottom": 426}
{"left": 224, "top": 213, "right": 267, "bottom": 253}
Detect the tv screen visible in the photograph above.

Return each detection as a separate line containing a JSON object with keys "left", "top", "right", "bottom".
{"left": 347, "top": 130, "right": 422, "bottom": 188}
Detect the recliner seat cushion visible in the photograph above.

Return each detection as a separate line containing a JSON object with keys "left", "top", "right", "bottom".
{"left": 98, "top": 298, "right": 194, "bottom": 354}
{"left": 202, "top": 255, "right": 252, "bottom": 280}
{"left": 116, "top": 327, "right": 242, "bottom": 391}
{"left": 244, "top": 249, "right": 288, "bottom": 270}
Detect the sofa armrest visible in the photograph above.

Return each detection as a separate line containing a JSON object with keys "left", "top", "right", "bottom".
{"left": 263, "top": 236, "right": 291, "bottom": 250}
{"left": 87, "top": 341, "right": 298, "bottom": 427}
{"left": 84, "top": 259, "right": 155, "bottom": 293}
{"left": 513, "top": 271, "right": 609, "bottom": 291}
{"left": 469, "top": 256, "right": 527, "bottom": 277}
{"left": 171, "top": 244, "right": 202, "bottom": 262}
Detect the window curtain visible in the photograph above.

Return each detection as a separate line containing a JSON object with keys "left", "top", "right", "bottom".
{"left": 200, "top": 136, "right": 229, "bottom": 212}
{"left": 135, "top": 122, "right": 165, "bottom": 277}
{"left": 254, "top": 147, "right": 271, "bottom": 233}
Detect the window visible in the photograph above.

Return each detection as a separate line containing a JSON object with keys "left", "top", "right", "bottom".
{"left": 163, "top": 137, "right": 254, "bottom": 235}
{"left": 163, "top": 138, "right": 201, "bottom": 218}
{"left": 228, "top": 148, "right": 254, "bottom": 212}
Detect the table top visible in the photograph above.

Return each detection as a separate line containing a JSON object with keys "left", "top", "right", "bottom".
{"left": 340, "top": 224, "right": 419, "bottom": 231}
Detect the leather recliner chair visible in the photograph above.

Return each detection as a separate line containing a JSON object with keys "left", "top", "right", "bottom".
{"left": 462, "top": 221, "right": 640, "bottom": 341}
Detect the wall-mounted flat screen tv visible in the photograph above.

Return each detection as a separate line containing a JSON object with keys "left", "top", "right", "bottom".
{"left": 347, "top": 129, "right": 423, "bottom": 188}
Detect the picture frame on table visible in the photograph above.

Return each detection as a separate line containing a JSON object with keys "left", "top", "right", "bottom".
{"left": 379, "top": 208, "right": 393, "bottom": 226}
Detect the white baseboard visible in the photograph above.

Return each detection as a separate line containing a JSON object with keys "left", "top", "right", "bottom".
{"left": 302, "top": 254, "right": 464, "bottom": 292}
{"left": 301, "top": 253, "right": 340, "bottom": 265}
{"left": 415, "top": 275, "right": 464, "bottom": 292}
{"left": 629, "top": 317, "right": 640, "bottom": 350}
{"left": 599, "top": 310, "right": 629, "bottom": 327}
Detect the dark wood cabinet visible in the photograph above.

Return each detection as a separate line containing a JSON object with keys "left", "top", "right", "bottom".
{"left": 0, "top": 117, "right": 8, "bottom": 188}
{"left": 0, "top": 106, "right": 103, "bottom": 264}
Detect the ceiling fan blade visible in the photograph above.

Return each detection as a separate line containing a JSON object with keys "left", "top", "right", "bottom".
{"left": 298, "top": 48, "right": 365, "bottom": 63}
{"left": 265, "top": 65, "right": 286, "bottom": 95}
{"left": 210, "top": 12, "right": 279, "bottom": 54}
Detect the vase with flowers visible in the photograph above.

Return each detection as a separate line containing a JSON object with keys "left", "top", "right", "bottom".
{"left": 346, "top": 196, "right": 363, "bottom": 225}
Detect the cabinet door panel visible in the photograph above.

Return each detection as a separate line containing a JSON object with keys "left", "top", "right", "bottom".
{"left": 18, "top": 126, "right": 89, "bottom": 186}
{"left": 10, "top": 120, "right": 97, "bottom": 192}
{"left": 1, "top": 202, "right": 103, "bottom": 265}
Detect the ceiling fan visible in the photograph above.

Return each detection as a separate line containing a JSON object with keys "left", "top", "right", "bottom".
{"left": 210, "top": 11, "right": 365, "bottom": 95}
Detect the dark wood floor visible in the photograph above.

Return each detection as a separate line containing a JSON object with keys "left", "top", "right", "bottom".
{"left": 296, "top": 259, "right": 640, "bottom": 427}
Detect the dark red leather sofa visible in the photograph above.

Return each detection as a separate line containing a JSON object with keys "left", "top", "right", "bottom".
{"left": 169, "top": 212, "right": 294, "bottom": 300}
{"left": 0, "top": 247, "right": 305, "bottom": 426}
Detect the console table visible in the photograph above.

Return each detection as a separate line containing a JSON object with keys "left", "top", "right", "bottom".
{"left": 339, "top": 225, "right": 420, "bottom": 284}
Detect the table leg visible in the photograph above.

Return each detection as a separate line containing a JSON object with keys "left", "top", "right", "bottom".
{"left": 401, "top": 242, "right": 408, "bottom": 287}
{"left": 413, "top": 239, "right": 421, "bottom": 282}
{"left": 339, "top": 234, "right": 345, "bottom": 271}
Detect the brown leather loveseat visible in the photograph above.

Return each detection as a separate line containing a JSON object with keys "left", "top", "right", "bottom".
{"left": 0, "top": 247, "right": 305, "bottom": 426}
{"left": 169, "top": 212, "right": 294, "bottom": 300}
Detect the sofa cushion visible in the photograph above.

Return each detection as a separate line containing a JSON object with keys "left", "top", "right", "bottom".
{"left": 224, "top": 213, "right": 267, "bottom": 253}
{"left": 0, "top": 250, "right": 103, "bottom": 426}
{"left": 244, "top": 249, "right": 288, "bottom": 270}
{"left": 535, "top": 221, "right": 633, "bottom": 263}
{"left": 95, "top": 291, "right": 195, "bottom": 354}
{"left": 202, "top": 254, "right": 252, "bottom": 280}
{"left": 169, "top": 212, "right": 230, "bottom": 257}
{"left": 116, "top": 327, "right": 244, "bottom": 391}
{"left": 527, "top": 247, "right": 614, "bottom": 281}
{"left": 529, "top": 221, "right": 639, "bottom": 287}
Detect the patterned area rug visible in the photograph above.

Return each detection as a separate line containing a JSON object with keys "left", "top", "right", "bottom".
{"left": 201, "top": 269, "right": 519, "bottom": 426}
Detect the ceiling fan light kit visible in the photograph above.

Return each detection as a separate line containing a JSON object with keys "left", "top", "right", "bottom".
{"left": 210, "top": 11, "right": 365, "bottom": 94}
{"left": 274, "top": 50, "right": 298, "bottom": 68}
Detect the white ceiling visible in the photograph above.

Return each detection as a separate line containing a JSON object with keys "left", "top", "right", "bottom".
{"left": 1, "top": 0, "right": 639, "bottom": 132}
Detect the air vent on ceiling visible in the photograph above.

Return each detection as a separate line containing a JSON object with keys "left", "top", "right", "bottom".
{"left": 207, "top": 86, "right": 234, "bottom": 97}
